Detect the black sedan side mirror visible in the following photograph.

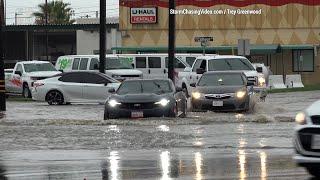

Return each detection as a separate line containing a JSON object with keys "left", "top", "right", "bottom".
{"left": 196, "top": 68, "right": 206, "bottom": 74}
{"left": 59, "top": 69, "right": 64, "bottom": 73}
{"left": 176, "top": 87, "right": 183, "bottom": 92}
{"left": 190, "top": 83, "right": 196, "bottom": 87}
{"left": 108, "top": 88, "right": 115, "bottom": 93}
{"left": 15, "top": 71, "right": 22, "bottom": 76}
{"left": 256, "top": 67, "right": 263, "bottom": 73}
{"left": 247, "top": 81, "right": 255, "bottom": 86}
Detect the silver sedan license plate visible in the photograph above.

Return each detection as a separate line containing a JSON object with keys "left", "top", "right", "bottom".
{"left": 212, "top": 101, "right": 223, "bottom": 107}
{"left": 312, "top": 135, "right": 320, "bottom": 149}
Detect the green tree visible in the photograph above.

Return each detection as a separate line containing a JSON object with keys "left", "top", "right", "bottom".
{"left": 33, "top": 0, "right": 75, "bottom": 24}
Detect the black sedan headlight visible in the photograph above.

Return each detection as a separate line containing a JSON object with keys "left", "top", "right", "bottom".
{"left": 154, "top": 98, "right": 170, "bottom": 107}
{"left": 108, "top": 99, "right": 121, "bottom": 107}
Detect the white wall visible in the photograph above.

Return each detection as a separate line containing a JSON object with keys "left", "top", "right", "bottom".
{"left": 76, "top": 29, "right": 122, "bottom": 55}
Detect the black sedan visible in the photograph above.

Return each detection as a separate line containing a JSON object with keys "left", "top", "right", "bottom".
{"left": 104, "top": 79, "right": 187, "bottom": 119}
{"left": 191, "top": 71, "right": 254, "bottom": 112}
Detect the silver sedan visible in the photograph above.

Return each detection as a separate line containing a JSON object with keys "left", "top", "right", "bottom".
{"left": 32, "top": 71, "right": 120, "bottom": 105}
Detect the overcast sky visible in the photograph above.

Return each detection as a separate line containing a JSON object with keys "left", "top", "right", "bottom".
{"left": 4, "top": 0, "right": 119, "bottom": 25}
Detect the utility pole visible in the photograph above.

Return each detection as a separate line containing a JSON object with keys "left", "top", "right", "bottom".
{"left": 45, "top": 0, "right": 49, "bottom": 62}
{"left": 168, "top": 0, "right": 175, "bottom": 82}
{"left": 0, "top": 0, "right": 6, "bottom": 111}
{"left": 99, "top": 0, "right": 106, "bottom": 73}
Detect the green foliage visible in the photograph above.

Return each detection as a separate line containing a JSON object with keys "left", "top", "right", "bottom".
{"left": 33, "top": 0, "right": 75, "bottom": 24}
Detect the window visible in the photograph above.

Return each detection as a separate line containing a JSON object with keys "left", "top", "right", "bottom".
{"left": 192, "top": 59, "right": 204, "bottom": 72}
{"left": 82, "top": 73, "right": 110, "bottom": 84}
{"left": 148, "top": 57, "right": 161, "bottom": 68}
{"left": 165, "top": 58, "right": 186, "bottom": 68}
{"left": 79, "top": 58, "right": 89, "bottom": 70}
{"left": 72, "top": 58, "right": 80, "bottom": 70}
{"left": 59, "top": 73, "right": 82, "bottom": 83}
{"left": 207, "top": 58, "right": 254, "bottom": 71}
{"left": 89, "top": 58, "right": 99, "bottom": 70}
{"left": 293, "top": 50, "right": 314, "bottom": 72}
{"left": 136, "top": 57, "right": 146, "bottom": 68}
{"left": 186, "top": 57, "right": 196, "bottom": 66}
{"left": 15, "top": 64, "right": 23, "bottom": 73}
{"left": 24, "top": 63, "right": 57, "bottom": 72}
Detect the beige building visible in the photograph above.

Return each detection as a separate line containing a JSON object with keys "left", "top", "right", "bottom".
{"left": 116, "top": 0, "right": 320, "bottom": 85}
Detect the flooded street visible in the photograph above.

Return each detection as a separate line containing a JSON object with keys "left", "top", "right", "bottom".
{"left": 0, "top": 91, "right": 319, "bottom": 179}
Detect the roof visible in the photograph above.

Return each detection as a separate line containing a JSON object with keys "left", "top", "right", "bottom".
{"left": 112, "top": 44, "right": 315, "bottom": 52}
{"left": 197, "top": 55, "right": 247, "bottom": 59}
{"left": 204, "top": 71, "right": 246, "bottom": 75}
{"left": 3, "top": 23, "right": 118, "bottom": 31}
{"left": 20, "top": 60, "right": 53, "bottom": 64}
{"left": 75, "top": 17, "right": 119, "bottom": 25}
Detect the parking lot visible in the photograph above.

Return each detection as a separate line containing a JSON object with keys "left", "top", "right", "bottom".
{"left": 0, "top": 90, "right": 319, "bottom": 179}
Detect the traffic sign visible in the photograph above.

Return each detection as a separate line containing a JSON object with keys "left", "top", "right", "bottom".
{"left": 194, "top": 36, "right": 214, "bottom": 42}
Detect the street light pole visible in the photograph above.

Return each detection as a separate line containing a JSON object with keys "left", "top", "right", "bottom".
{"left": 0, "top": 0, "right": 6, "bottom": 111}
{"left": 45, "top": 0, "right": 49, "bottom": 62}
{"left": 99, "top": 0, "right": 106, "bottom": 73}
{"left": 168, "top": 0, "right": 175, "bottom": 83}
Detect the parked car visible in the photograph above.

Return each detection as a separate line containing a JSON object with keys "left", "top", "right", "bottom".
{"left": 55, "top": 55, "right": 143, "bottom": 81}
{"left": 178, "top": 55, "right": 266, "bottom": 97}
{"left": 104, "top": 79, "right": 187, "bottom": 119}
{"left": 293, "top": 100, "right": 320, "bottom": 178}
{"left": 31, "top": 71, "right": 120, "bottom": 105}
{"left": 5, "top": 61, "right": 61, "bottom": 98}
{"left": 190, "top": 71, "right": 254, "bottom": 112}
{"left": 252, "top": 63, "right": 272, "bottom": 86}
{"left": 118, "top": 54, "right": 200, "bottom": 80}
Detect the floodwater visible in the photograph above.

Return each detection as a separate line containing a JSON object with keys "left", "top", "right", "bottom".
{"left": 0, "top": 91, "right": 319, "bottom": 179}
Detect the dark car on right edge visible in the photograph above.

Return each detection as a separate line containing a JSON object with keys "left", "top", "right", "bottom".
{"left": 191, "top": 71, "right": 254, "bottom": 112}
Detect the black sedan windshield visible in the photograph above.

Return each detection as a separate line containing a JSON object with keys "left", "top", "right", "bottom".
{"left": 198, "top": 74, "right": 245, "bottom": 86}
{"left": 117, "top": 80, "right": 173, "bottom": 95}
{"left": 208, "top": 58, "right": 255, "bottom": 71}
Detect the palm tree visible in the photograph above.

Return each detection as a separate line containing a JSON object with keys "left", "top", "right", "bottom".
{"left": 33, "top": 1, "right": 75, "bottom": 24}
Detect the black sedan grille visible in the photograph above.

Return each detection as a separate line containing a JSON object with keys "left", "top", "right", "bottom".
{"left": 298, "top": 128, "right": 320, "bottom": 154}
{"left": 311, "top": 115, "right": 320, "bottom": 125}
{"left": 119, "top": 102, "right": 157, "bottom": 110}
{"left": 205, "top": 94, "right": 232, "bottom": 99}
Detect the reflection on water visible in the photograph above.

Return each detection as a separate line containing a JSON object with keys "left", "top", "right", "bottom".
{"left": 238, "top": 149, "right": 246, "bottom": 180}
{"left": 238, "top": 123, "right": 247, "bottom": 180}
{"left": 260, "top": 151, "right": 267, "bottom": 180}
{"left": 194, "top": 152, "right": 203, "bottom": 180}
{"left": 158, "top": 125, "right": 170, "bottom": 132}
{"left": 109, "top": 151, "right": 120, "bottom": 180}
{"left": 160, "top": 151, "right": 171, "bottom": 180}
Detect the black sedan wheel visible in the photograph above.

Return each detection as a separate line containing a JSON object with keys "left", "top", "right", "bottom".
{"left": 46, "top": 90, "right": 64, "bottom": 105}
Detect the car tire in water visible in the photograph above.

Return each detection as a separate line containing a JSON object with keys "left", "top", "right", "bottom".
{"left": 22, "top": 84, "right": 31, "bottom": 98}
{"left": 167, "top": 104, "right": 177, "bottom": 118}
{"left": 45, "top": 90, "right": 64, "bottom": 105}
{"left": 306, "top": 167, "right": 320, "bottom": 178}
{"left": 178, "top": 100, "right": 187, "bottom": 118}
{"left": 104, "top": 109, "right": 110, "bottom": 120}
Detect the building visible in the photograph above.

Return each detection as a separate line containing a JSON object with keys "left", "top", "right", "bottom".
{"left": 117, "top": 0, "right": 320, "bottom": 85}
{"left": 2, "top": 19, "right": 120, "bottom": 68}
{"left": 76, "top": 17, "right": 121, "bottom": 55}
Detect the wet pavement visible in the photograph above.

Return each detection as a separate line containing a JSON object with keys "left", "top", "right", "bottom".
{"left": 0, "top": 91, "right": 320, "bottom": 179}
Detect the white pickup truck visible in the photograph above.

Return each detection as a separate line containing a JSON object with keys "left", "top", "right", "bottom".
{"left": 5, "top": 61, "right": 61, "bottom": 98}
{"left": 176, "top": 55, "right": 267, "bottom": 97}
